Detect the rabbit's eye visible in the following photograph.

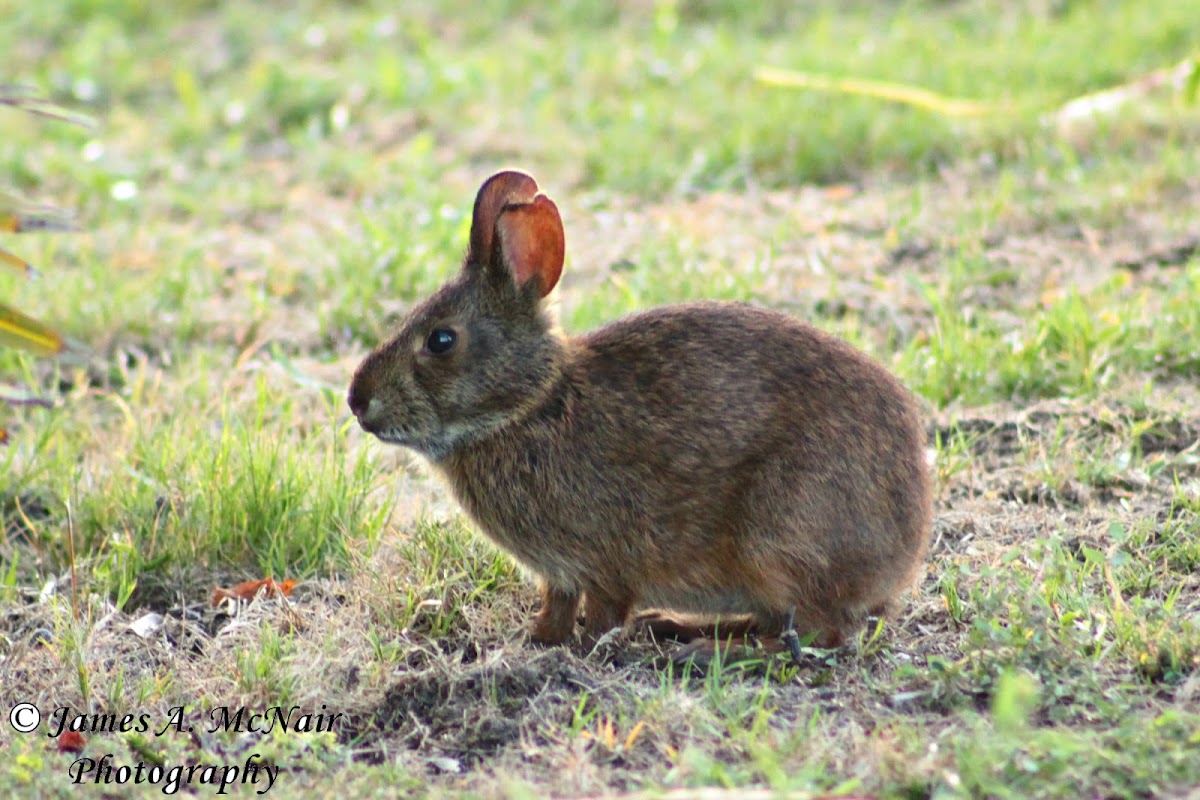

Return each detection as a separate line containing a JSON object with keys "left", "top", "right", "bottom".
{"left": 425, "top": 328, "right": 457, "bottom": 355}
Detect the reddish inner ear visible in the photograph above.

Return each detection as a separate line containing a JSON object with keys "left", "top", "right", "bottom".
{"left": 468, "top": 171, "right": 539, "bottom": 266}
{"left": 495, "top": 195, "right": 565, "bottom": 298}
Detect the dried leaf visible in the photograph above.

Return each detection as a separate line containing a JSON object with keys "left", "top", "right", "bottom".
{"left": 211, "top": 577, "right": 297, "bottom": 607}
{"left": 427, "top": 756, "right": 462, "bottom": 774}
{"left": 755, "top": 66, "right": 1006, "bottom": 118}
{"left": 1052, "top": 57, "right": 1196, "bottom": 127}
{"left": 623, "top": 719, "right": 646, "bottom": 750}
{"left": 57, "top": 730, "right": 86, "bottom": 753}
{"left": 38, "top": 576, "right": 58, "bottom": 603}
{"left": 821, "top": 184, "right": 857, "bottom": 201}
{"left": 0, "top": 247, "right": 35, "bottom": 277}
{"left": 129, "top": 612, "right": 164, "bottom": 638}
{"left": 0, "top": 304, "right": 64, "bottom": 356}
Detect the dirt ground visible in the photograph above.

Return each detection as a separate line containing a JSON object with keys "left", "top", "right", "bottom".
{"left": 3, "top": 166, "right": 1200, "bottom": 798}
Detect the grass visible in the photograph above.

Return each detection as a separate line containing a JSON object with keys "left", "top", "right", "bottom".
{"left": 3, "top": 0, "right": 1200, "bottom": 797}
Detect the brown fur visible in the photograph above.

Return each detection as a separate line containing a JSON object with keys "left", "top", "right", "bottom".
{"left": 348, "top": 171, "right": 932, "bottom": 652}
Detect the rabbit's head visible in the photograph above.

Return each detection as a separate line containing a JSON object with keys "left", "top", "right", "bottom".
{"left": 347, "top": 171, "right": 566, "bottom": 460}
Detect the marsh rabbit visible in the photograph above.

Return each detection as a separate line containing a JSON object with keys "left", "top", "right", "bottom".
{"left": 348, "top": 171, "right": 931, "bottom": 659}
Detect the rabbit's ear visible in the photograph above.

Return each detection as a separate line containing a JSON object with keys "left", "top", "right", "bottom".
{"left": 468, "top": 171, "right": 539, "bottom": 267}
{"left": 495, "top": 194, "right": 564, "bottom": 298}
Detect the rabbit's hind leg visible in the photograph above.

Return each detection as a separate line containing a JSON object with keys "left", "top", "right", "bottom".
{"left": 667, "top": 629, "right": 775, "bottom": 668}
{"left": 668, "top": 608, "right": 843, "bottom": 669}
{"left": 581, "top": 588, "right": 634, "bottom": 647}
{"left": 657, "top": 610, "right": 798, "bottom": 668}
{"left": 634, "top": 610, "right": 757, "bottom": 644}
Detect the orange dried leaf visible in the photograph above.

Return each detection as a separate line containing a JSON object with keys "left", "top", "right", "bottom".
{"left": 0, "top": 247, "right": 34, "bottom": 276}
{"left": 57, "top": 730, "right": 86, "bottom": 753}
{"left": 821, "top": 184, "right": 857, "bottom": 201}
{"left": 623, "top": 720, "right": 646, "bottom": 750}
{"left": 210, "top": 577, "right": 297, "bottom": 606}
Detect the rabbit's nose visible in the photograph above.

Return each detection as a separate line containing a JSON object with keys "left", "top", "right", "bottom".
{"left": 347, "top": 382, "right": 371, "bottom": 421}
{"left": 348, "top": 380, "right": 386, "bottom": 433}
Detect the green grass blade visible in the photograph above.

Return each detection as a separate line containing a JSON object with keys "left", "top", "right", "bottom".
{"left": 0, "top": 88, "right": 96, "bottom": 128}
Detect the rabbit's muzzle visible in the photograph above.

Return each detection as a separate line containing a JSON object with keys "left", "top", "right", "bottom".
{"left": 347, "top": 377, "right": 384, "bottom": 434}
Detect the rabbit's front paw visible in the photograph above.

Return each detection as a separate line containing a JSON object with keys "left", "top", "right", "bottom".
{"left": 528, "top": 584, "right": 580, "bottom": 645}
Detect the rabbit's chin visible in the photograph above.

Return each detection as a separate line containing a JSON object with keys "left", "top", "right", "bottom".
{"left": 370, "top": 415, "right": 509, "bottom": 463}
{"left": 368, "top": 429, "right": 449, "bottom": 461}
